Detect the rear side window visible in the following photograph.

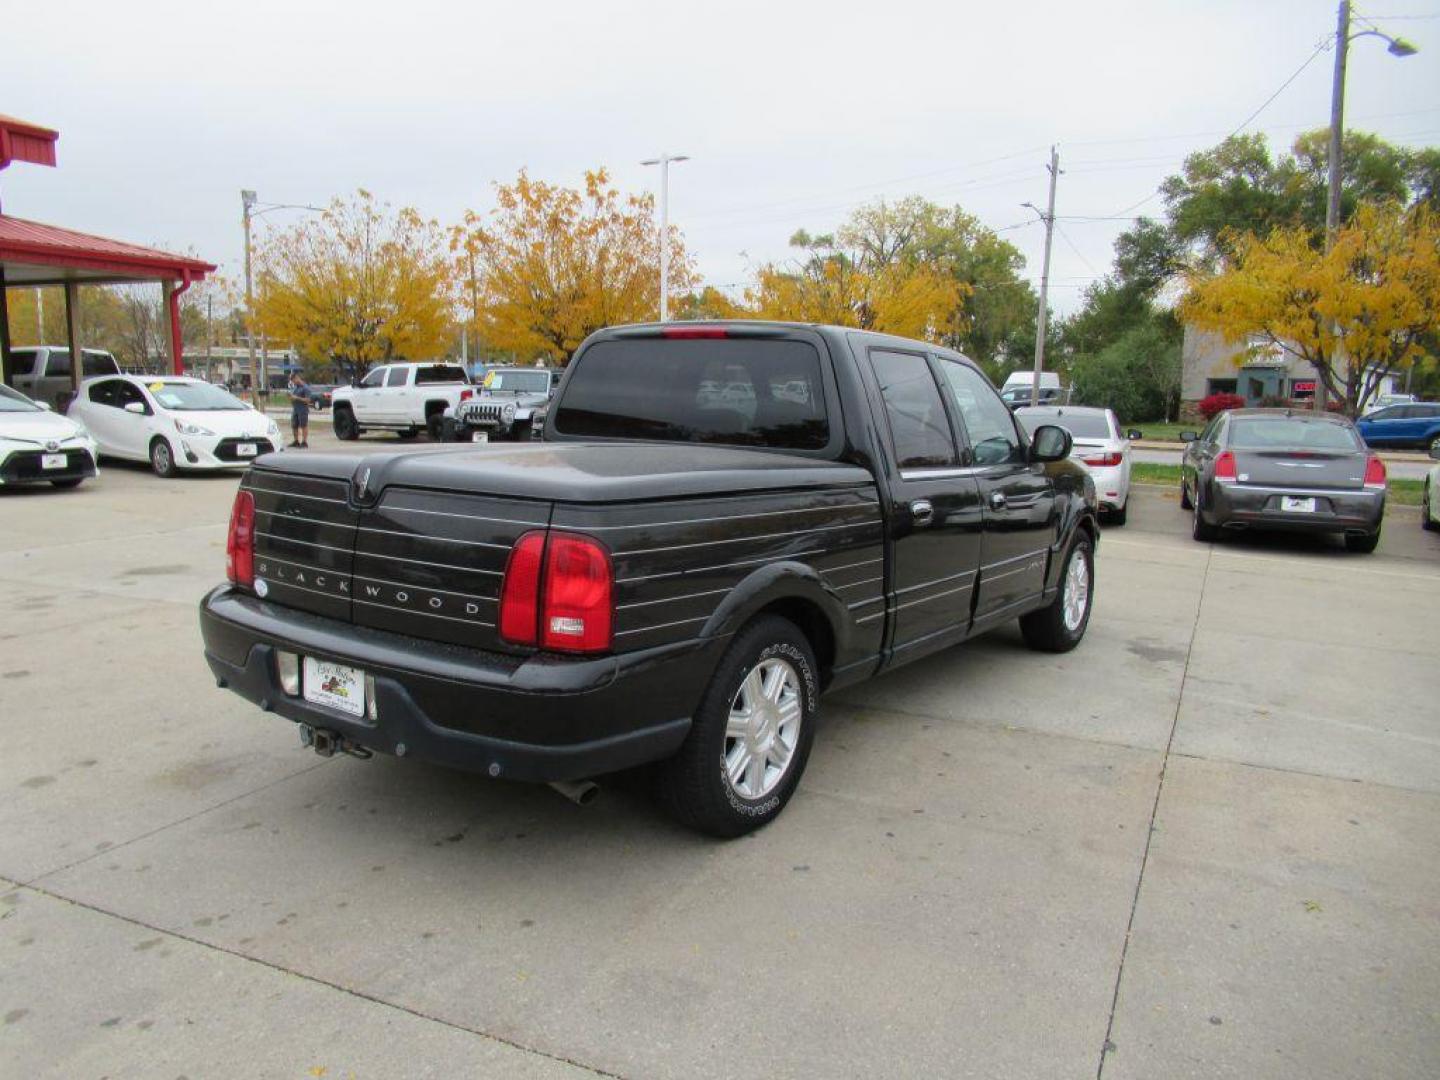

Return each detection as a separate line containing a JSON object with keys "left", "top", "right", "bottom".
{"left": 870, "top": 350, "right": 956, "bottom": 468}
{"left": 415, "top": 365, "right": 466, "bottom": 385}
{"left": 1227, "top": 418, "right": 1362, "bottom": 451}
{"left": 87, "top": 380, "right": 119, "bottom": 407}
{"left": 9, "top": 349, "right": 37, "bottom": 376}
{"left": 46, "top": 349, "right": 72, "bottom": 377}
{"left": 555, "top": 338, "right": 830, "bottom": 450}
{"left": 385, "top": 367, "right": 409, "bottom": 387}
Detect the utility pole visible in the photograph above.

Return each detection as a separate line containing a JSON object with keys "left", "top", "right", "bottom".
{"left": 242, "top": 189, "right": 258, "bottom": 403}
{"left": 1319, "top": 1, "right": 1350, "bottom": 412}
{"left": 641, "top": 153, "right": 689, "bottom": 321}
{"left": 1026, "top": 146, "right": 1060, "bottom": 408}
{"left": 205, "top": 294, "right": 214, "bottom": 383}
{"left": 35, "top": 287, "right": 43, "bottom": 342}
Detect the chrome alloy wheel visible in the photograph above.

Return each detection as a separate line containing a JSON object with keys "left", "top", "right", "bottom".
{"left": 722, "top": 658, "right": 802, "bottom": 800}
{"left": 1062, "top": 548, "right": 1090, "bottom": 632}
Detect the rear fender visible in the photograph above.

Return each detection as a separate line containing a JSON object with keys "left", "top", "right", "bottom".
{"left": 699, "top": 561, "right": 850, "bottom": 664}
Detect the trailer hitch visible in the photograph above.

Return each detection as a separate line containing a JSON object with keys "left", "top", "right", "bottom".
{"left": 300, "top": 724, "right": 373, "bottom": 760}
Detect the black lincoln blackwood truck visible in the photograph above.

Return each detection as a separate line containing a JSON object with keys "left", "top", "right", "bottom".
{"left": 200, "top": 322, "right": 1098, "bottom": 836}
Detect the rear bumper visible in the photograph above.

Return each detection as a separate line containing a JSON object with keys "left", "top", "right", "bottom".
{"left": 1206, "top": 482, "right": 1384, "bottom": 534}
{"left": 199, "top": 586, "right": 723, "bottom": 782}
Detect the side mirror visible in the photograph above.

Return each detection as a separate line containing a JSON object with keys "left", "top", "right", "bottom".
{"left": 1029, "top": 424, "right": 1073, "bottom": 463}
{"left": 1179, "top": 430, "right": 1199, "bottom": 443}
{"left": 1126, "top": 428, "right": 1143, "bottom": 440}
{"left": 124, "top": 401, "right": 147, "bottom": 415}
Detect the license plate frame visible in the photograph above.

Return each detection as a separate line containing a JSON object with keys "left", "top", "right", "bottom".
{"left": 302, "top": 657, "right": 365, "bottom": 717}
{"left": 40, "top": 452, "right": 67, "bottom": 470}
{"left": 236, "top": 442, "right": 259, "bottom": 458}
{"left": 473, "top": 431, "right": 489, "bottom": 444}
{"left": 1280, "top": 496, "right": 1317, "bottom": 513}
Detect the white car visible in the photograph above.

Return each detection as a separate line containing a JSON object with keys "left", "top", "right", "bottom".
{"left": 1423, "top": 443, "right": 1440, "bottom": 533}
{"left": 1017, "top": 405, "right": 1135, "bottom": 525}
{"left": 0, "top": 383, "right": 98, "bottom": 489}
{"left": 69, "top": 375, "right": 283, "bottom": 477}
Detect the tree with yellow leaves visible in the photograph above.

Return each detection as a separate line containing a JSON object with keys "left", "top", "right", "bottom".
{"left": 1183, "top": 202, "right": 1440, "bottom": 414}
{"left": 747, "top": 225, "right": 967, "bottom": 342}
{"left": 454, "top": 169, "right": 691, "bottom": 362}
{"left": 253, "top": 191, "right": 453, "bottom": 375}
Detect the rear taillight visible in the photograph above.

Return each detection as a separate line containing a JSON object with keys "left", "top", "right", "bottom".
{"left": 226, "top": 490, "right": 256, "bottom": 587}
{"left": 661, "top": 326, "right": 728, "bottom": 339}
{"left": 1081, "top": 452, "right": 1124, "bottom": 468}
{"left": 499, "top": 531, "right": 613, "bottom": 654}
{"left": 1214, "top": 451, "right": 1238, "bottom": 482}
{"left": 1363, "top": 455, "right": 1387, "bottom": 490}
{"left": 499, "top": 532, "right": 546, "bottom": 645}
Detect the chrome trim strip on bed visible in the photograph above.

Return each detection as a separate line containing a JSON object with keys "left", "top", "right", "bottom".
{"left": 847, "top": 596, "right": 884, "bottom": 610}
{"left": 894, "top": 568, "right": 975, "bottom": 595}
{"left": 378, "top": 504, "right": 548, "bottom": 527}
{"left": 833, "top": 576, "right": 884, "bottom": 592}
{"left": 352, "top": 574, "right": 495, "bottom": 604}
{"left": 614, "top": 614, "right": 712, "bottom": 637}
{"left": 261, "top": 578, "right": 348, "bottom": 603}
{"left": 255, "top": 531, "right": 352, "bottom": 554}
{"left": 816, "top": 554, "right": 885, "bottom": 575}
{"left": 353, "top": 549, "right": 503, "bottom": 576}
{"left": 356, "top": 525, "right": 510, "bottom": 551}
{"left": 620, "top": 519, "right": 880, "bottom": 558}
{"left": 615, "top": 548, "right": 829, "bottom": 585}
{"left": 616, "top": 586, "right": 732, "bottom": 611}
{"left": 245, "top": 484, "right": 348, "bottom": 505}
{"left": 254, "top": 508, "right": 354, "bottom": 530}
{"left": 573, "top": 499, "right": 881, "bottom": 532}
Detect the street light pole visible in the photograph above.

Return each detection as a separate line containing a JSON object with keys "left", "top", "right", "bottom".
{"left": 641, "top": 154, "right": 689, "bottom": 321}
{"left": 241, "top": 189, "right": 258, "bottom": 403}
{"left": 1319, "top": 1, "right": 1417, "bottom": 411}
{"left": 1025, "top": 146, "right": 1061, "bottom": 408}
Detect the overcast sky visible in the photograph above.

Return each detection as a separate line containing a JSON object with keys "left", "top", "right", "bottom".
{"left": 4, "top": 0, "right": 1437, "bottom": 318}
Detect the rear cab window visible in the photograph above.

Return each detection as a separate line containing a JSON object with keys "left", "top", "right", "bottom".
{"left": 554, "top": 335, "right": 833, "bottom": 452}
{"left": 415, "top": 365, "right": 467, "bottom": 385}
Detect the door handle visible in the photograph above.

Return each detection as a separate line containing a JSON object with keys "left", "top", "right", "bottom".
{"left": 990, "top": 490, "right": 1007, "bottom": 509}
{"left": 910, "top": 499, "right": 934, "bottom": 527}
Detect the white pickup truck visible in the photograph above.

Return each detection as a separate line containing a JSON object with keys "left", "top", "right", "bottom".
{"left": 328, "top": 362, "right": 473, "bottom": 441}
{"left": 11, "top": 346, "right": 122, "bottom": 411}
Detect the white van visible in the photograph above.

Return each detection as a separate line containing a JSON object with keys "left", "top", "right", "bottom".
{"left": 1000, "top": 370, "right": 1065, "bottom": 408}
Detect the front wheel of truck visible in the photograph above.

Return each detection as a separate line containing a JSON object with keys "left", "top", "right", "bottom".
{"left": 1019, "top": 532, "right": 1094, "bottom": 653}
{"left": 655, "top": 616, "right": 819, "bottom": 838}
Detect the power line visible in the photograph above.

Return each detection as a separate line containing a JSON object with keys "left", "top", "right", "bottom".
{"left": 1228, "top": 38, "right": 1332, "bottom": 139}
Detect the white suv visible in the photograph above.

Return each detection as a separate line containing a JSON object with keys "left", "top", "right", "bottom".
{"left": 329, "top": 363, "right": 472, "bottom": 441}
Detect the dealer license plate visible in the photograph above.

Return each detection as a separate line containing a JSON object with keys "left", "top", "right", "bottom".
{"left": 1280, "top": 496, "right": 1316, "bottom": 513}
{"left": 236, "top": 443, "right": 258, "bottom": 458}
{"left": 302, "top": 657, "right": 365, "bottom": 717}
{"left": 473, "top": 432, "right": 488, "bottom": 444}
{"left": 40, "top": 453, "right": 67, "bottom": 470}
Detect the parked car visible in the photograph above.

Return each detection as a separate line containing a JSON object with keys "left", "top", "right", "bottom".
{"left": 1016, "top": 405, "right": 1136, "bottom": 524}
{"left": 69, "top": 375, "right": 282, "bottom": 477}
{"left": 1361, "top": 393, "right": 1416, "bottom": 415}
{"left": 9, "top": 345, "right": 121, "bottom": 411}
{"left": 1353, "top": 402, "right": 1440, "bottom": 454}
{"left": 1000, "top": 384, "right": 1067, "bottom": 410}
{"left": 0, "top": 383, "right": 98, "bottom": 489}
{"left": 445, "top": 366, "right": 554, "bottom": 441}
{"left": 1180, "top": 409, "right": 1386, "bottom": 552}
{"left": 329, "top": 363, "right": 472, "bottom": 441}
{"left": 200, "top": 321, "right": 1100, "bottom": 836}
{"left": 307, "top": 384, "right": 338, "bottom": 410}
{"left": 1423, "top": 442, "right": 1440, "bottom": 532}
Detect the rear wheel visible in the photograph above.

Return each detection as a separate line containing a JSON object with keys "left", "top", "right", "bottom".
{"left": 1191, "top": 485, "right": 1219, "bottom": 542}
{"left": 426, "top": 412, "right": 445, "bottom": 441}
{"left": 655, "top": 616, "right": 818, "bottom": 838}
{"left": 332, "top": 407, "right": 359, "bottom": 441}
{"left": 149, "top": 438, "right": 177, "bottom": 478}
{"left": 1345, "top": 529, "right": 1380, "bottom": 554}
{"left": 1019, "top": 532, "right": 1094, "bottom": 653}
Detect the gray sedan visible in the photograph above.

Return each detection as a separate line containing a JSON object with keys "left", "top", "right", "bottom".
{"left": 1180, "top": 409, "right": 1387, "bottom": 553}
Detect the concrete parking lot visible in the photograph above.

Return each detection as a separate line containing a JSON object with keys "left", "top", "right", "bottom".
{"left": 3, "top": 443, "right": 1438, "bottom": 1079}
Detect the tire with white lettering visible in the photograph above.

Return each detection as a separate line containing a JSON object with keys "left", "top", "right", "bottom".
{"left": 655, "top": 616, "right": 818, "bottom": 838}
{"left": 1019, "top": 532, "right": 1093, "bottom": 653}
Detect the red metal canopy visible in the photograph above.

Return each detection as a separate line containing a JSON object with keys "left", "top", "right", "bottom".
{"left": 0, "top": 114, "right": 58, "bottom": 170}
{"left": 0, "top": 214, "right": 215, "bottom": 285}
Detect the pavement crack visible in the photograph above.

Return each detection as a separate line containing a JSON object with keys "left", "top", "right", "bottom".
{"left": 20, "top": 758, "right": 335, "bottom": 888}
{"left": 9, "top": 879, "right": 624, "bottom": 1078}
{"left": 1095, "top": 542, "right": 1212, "bottom": 1080}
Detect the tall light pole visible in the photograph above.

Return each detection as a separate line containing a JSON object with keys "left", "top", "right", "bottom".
{"left": 241, "top": 190, "right": 323, "bottom": 403}
{"left": 1320, "top": 1, "right": 1417, "bottom": 411}
{"left": 1023, "top": 145, "right": 1061, "bottom": 407}
{"left": 641, "top": 153, "right": 689, "bottom": 321}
